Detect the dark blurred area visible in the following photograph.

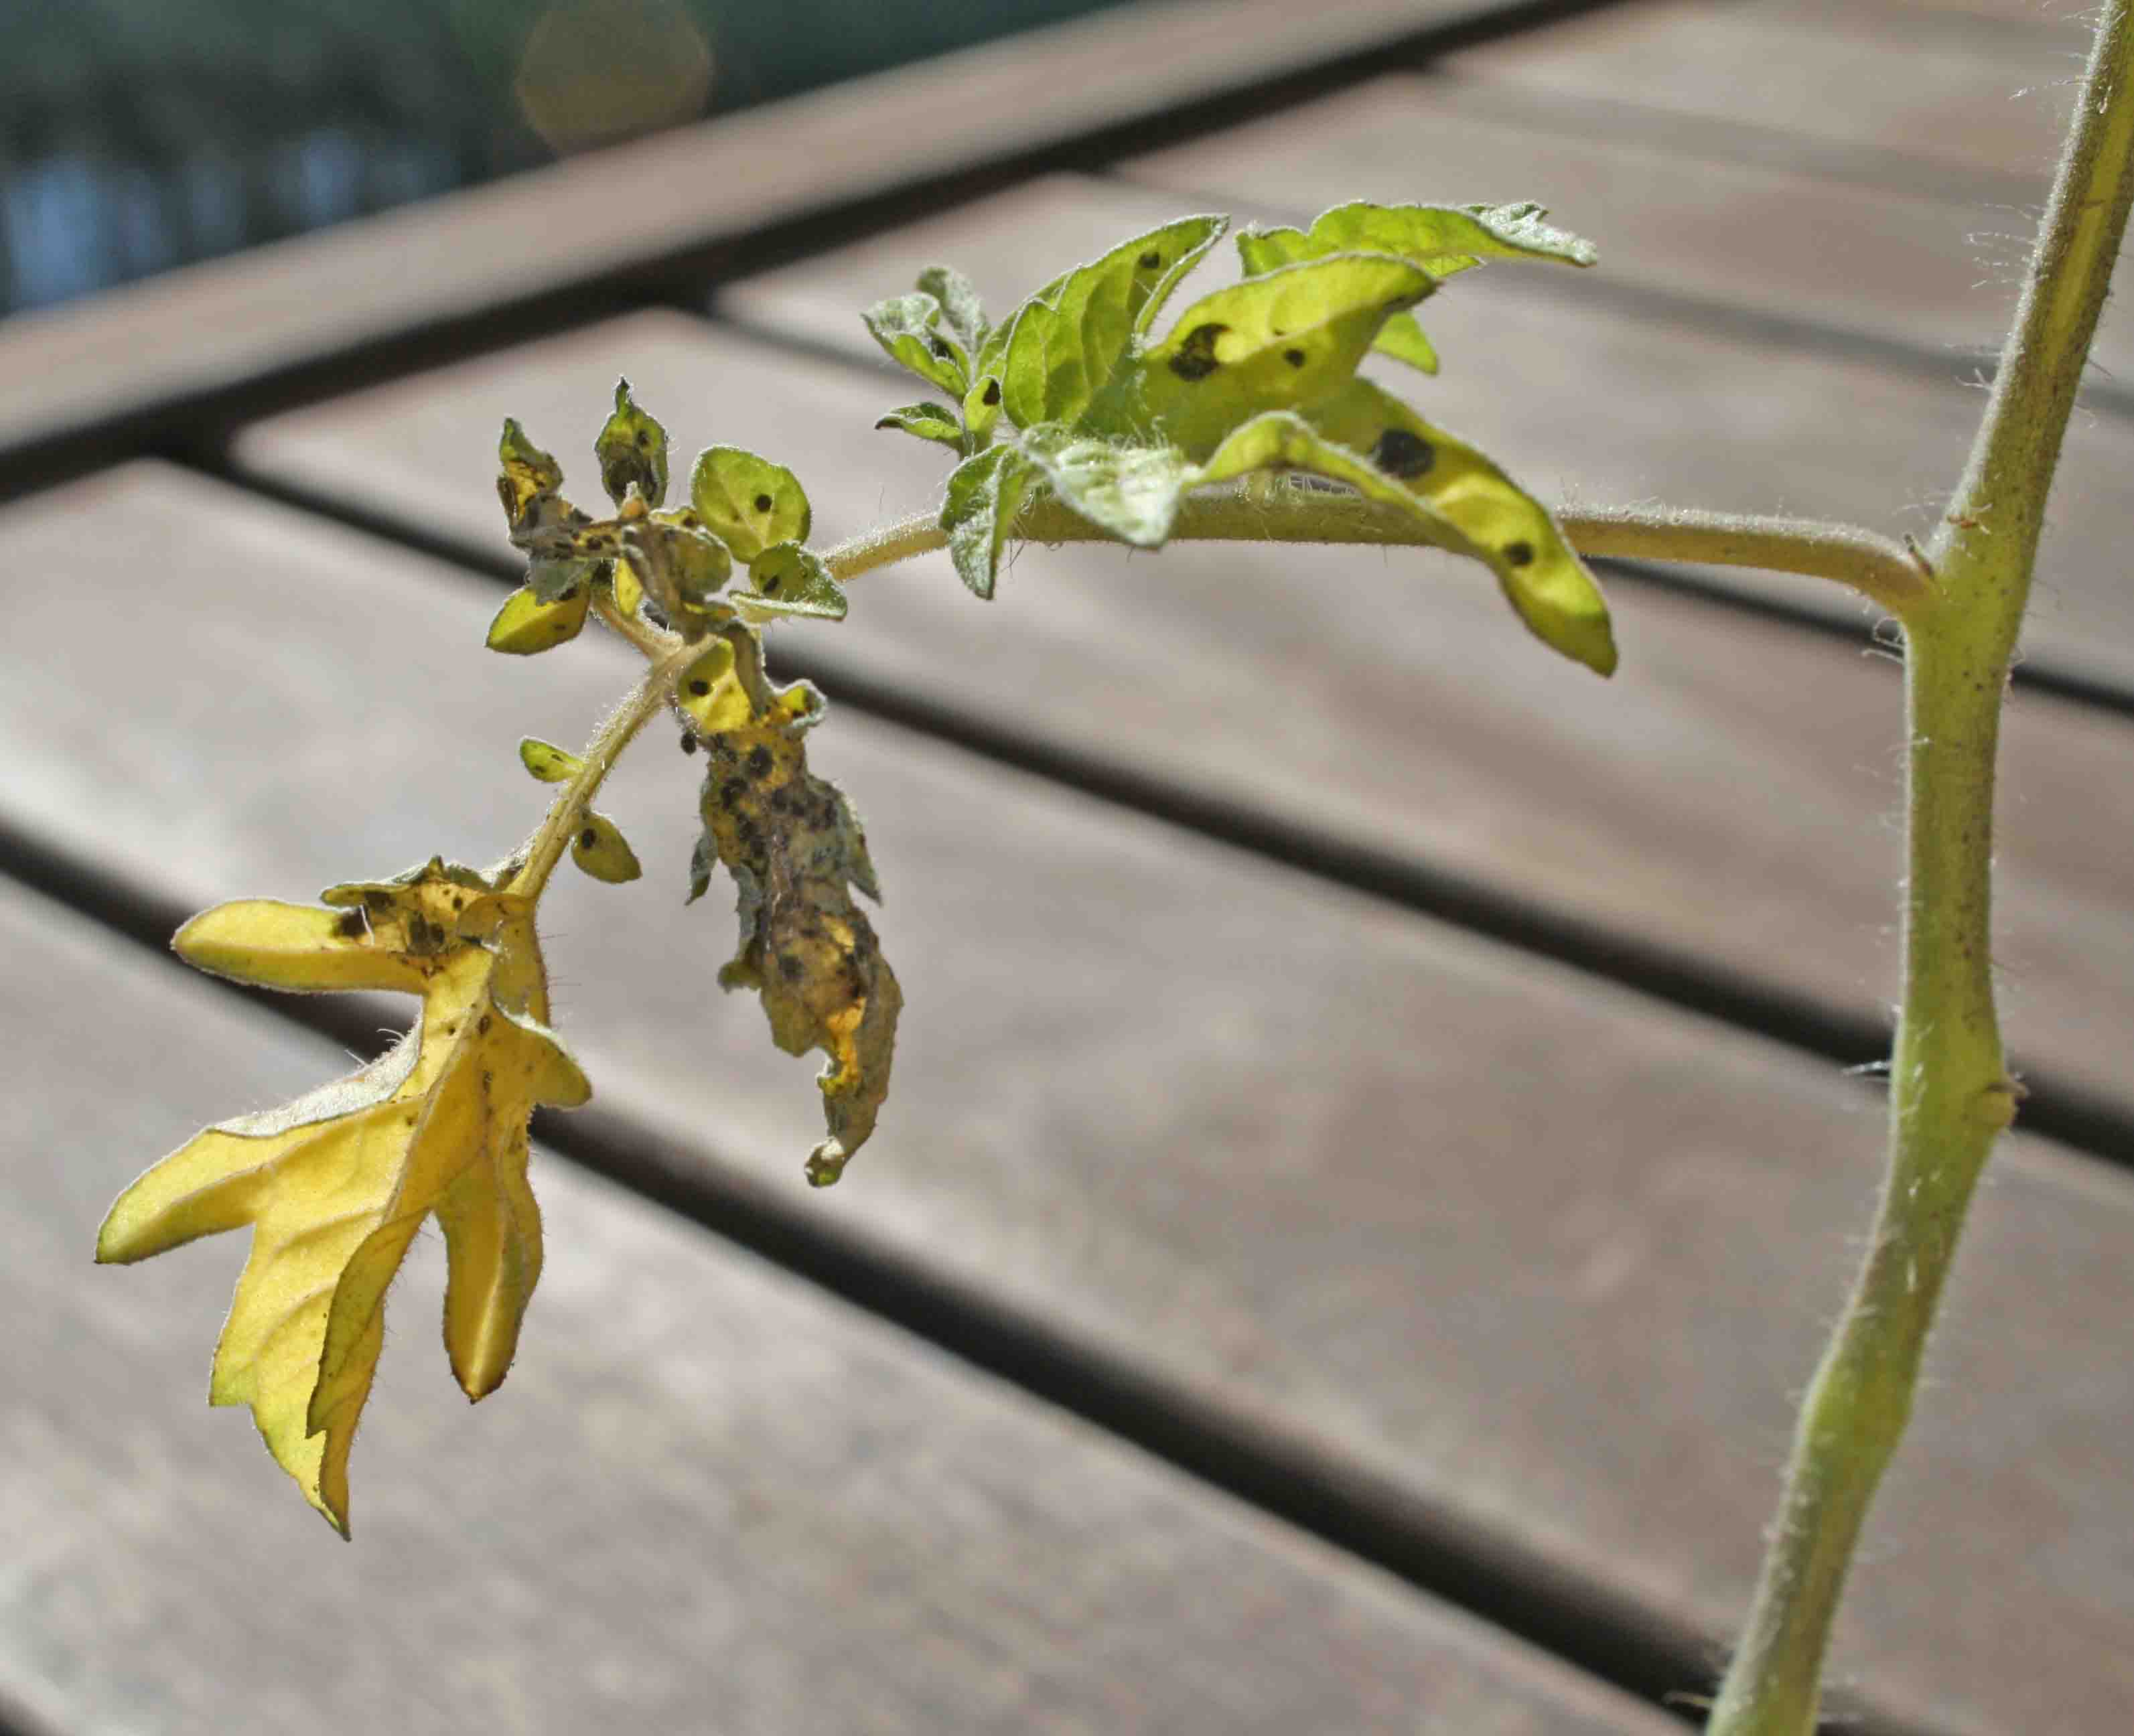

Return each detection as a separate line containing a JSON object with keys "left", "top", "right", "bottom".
{"left": 0, "top": 0, "right": 1133, "bottom": 317}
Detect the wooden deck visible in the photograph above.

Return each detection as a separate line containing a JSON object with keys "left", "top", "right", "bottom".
{"left": 4, "top": 3, "right": 2129, "bottom": 1733}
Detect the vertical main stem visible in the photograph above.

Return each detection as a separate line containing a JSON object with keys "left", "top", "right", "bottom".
{"left": 1707, "top": 7, "right": 2134, "bottom": 1732}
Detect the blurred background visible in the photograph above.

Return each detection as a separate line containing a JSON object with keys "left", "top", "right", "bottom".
{"left": 0, "top": 0, "right": 1130, "bottom": 315}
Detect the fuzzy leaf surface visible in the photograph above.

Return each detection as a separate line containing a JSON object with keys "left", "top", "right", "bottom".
{"left": 96, "top": 859, "right": 590, "bottom": 1534}
{"left": 940, "top": 443, "right": 1038, "bottom": 599}
{"left": 874, "top": 401, "right": 967, "bottom": 451}
{"left": 741, "top": 542, "right": 849, "bottom": 620}
{"left": 486, "top": 581, "right": 591, "bottom": 655}
{"left": 689, "top": 447, "right": 812, "bottom": 563}
{"left": 593, "top": 377, "right": 670, "bottom": 508}
{"left": 862, "top": 291, "right": 967, "bottom": 398}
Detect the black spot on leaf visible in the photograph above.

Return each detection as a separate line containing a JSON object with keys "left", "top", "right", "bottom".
{"left": 1370, "top": 429, "right": 1435, "bottom": 480}
{"left": 680, "top": 732, "right": 698, "bottom": 755}
{"left": 1139, "top": 250, "right": 1161, "bottom": 269}
{"left": 1503, "top": 540, "right": 1536, "bottom": 567}
{"left": 753, "top": 493, "right": 774, "bottom": 513}
{"left": 1168, "top": 323, "right": 1226, "bottom": 382}
{"left": 745, "top": 744, "right": 773, "bottom": 778}
{"left": 335, "top": 909, "right": 366, "bottom": 939}
{"left": 1283, "top": 347, "right": 1307, "bottom": 368}
{"left": 579, "top": 827, "right": 598, "bottom": 850}
{"left": 689, "top": 678, "right": 711, "bottom": 696}
{"left": 981, "top": 379, "right": 1001, "bottom": 407}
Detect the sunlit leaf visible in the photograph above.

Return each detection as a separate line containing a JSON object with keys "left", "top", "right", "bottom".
{"left": 1019, "top": 425, "right": 1195, "bottom": 547}
{"left": 593, "top": 376, "right": 670, "bottom": 509}
{"left": 693, "top": 648, "right": 897, "bottom": 1187}
{"left": 518, "top": 737, "right": 583, "bottom": 783}
{"left": 97, "top": 859, "right": 590, "bottom": 1535}
{"left": 571, "top": 812, "right": 643, "bottom": 883}
{"left": 1237, "top": 200, "right": 1594, "bottom": 282}
{"left": 875, "top": 401, "right": 967, "bottom": 451}
{"left": 676, "top": 639, "right": 758, "bottom": 735}
{"left": 1301, "top": 377, "right": 1614, "bottom": 673}
{"left": 1125, "top": 254, "right": 1435, "bottom": 453}
{"left": 741, "top": 542, "right": 849, "bottom": 620}
{"left": 486, "top": 581, "right": 591, "bottom": 655}
{"left": 610, "top": 555, "right": 646, "bottom": 620}
{"left": 862, "top": 291, "right": 967, "bottom": 398}
{"left": 496, "top": 417, "right": 565, "bottom": 532}
{"left": 940, "top": 443, "right": 1038, "bottom": 599}
{"left": 999, "top": 214, "right": 1228, "bottom": 429}
{"left": 689, "top": 447, "right": 812, "bottom": 563}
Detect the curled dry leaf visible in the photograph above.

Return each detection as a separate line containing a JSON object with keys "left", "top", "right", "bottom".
{"left": 689, "top": 645, "right": 898, "bottom": 1187}
{"left": 95, "top": 858, "right": 589, "bottom": 1536}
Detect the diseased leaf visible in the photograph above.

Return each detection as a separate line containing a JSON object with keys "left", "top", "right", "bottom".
{"left": 875, "top": 401, "right": 967, "bottom": 451}
{"left": 486, "top": 581, "right": 591, "bottom": 655}
{"left": 518, "top": 737, "right": 583, "bottom": 783}
{"left": 571, "top": 812, "right": 643, "bottom": 883}
{"left": 497, "top": 417, "right": 565, "bottom": 532}
{"left": 999, "top": 214, "right": 1229, "bottom": 429}
{"left": 862, "top": 291, "right": 967, "bottom": 398}
{"left": 741, "top": 542, "right": 849, "bottom": 620}
{"left": 915, "top": 264, "right": 987, "bottom": 355}
{"left": 620, "top": 511, "right": 733, "bottom": 637}
{"left": 693, "top": 652, "right": 898, "bottom": 1187}
{"left": 1126, "top": 254, "right": 1435, "bottom": 453}
{"left": 676, "top": 639, "right": 758, "bottom": 735}
{"left": 689, "top": 447, "right": 811, "bottom": 563}
{"left": 593, "top": 376, "right": 670, "bottom": 509}
{"left": 610, "top": 555, "right": 646, "bottom": 620}
{"left": 1301, "top": 378, "right": 1614, "bottom": 674}
{"left": 527, "top": 553, "right": 605, "bottom": 605}
{"left": 98, "top": 859, "right": 590, "bottom": 1535}
{"left": 940, "top": 443, "right": 1038, "bottom": 599}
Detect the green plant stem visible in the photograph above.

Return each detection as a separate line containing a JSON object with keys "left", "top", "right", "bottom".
{"left": 509, "top": 643, "right": 692, "bottom": 901}
{"left": 824, "top": 498, "right": 1931, "bottom": 613}
{"left": 1707, "top": 8, "right": 2134, "bottom": 1733}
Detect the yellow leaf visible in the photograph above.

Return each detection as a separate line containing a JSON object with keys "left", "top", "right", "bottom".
{"left": 692, "top": 642, "right": 898, "bottom": 1187}
{"left": 97, "top": 859, "right": 590, "bottom": 1536}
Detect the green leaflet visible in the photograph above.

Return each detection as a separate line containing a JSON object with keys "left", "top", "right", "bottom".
{"left": 741, "top": 542, "right": 849, "bottom": 620}
{"left": 997, "top": 215, "right": 1228, "bottom": 429}
{"left": 690, "top": 447, "right": 812, "bottom": 563}
{"left": 571, "top": 812, "right": 643, "bottom": 884}
{"left": 915, "top": 265, "right": 988, "bottom": 355}
{"left": 940, "top": 443, "right": 1038, "bottom": 599}
{"left": 1126, "top": 255, "right": 1435, "bottom": 455}
{"left": 485, "top": 581, "right": 589, "bottom": 655}
{"left": 863, "top": 291, "right": 967, "bottom": 399}
{"left": 526, "top": 553, "right": 604, "bottom": 605}
{"left": 875, "top": 401, "right": 967, "bottom": 451}
{"left": 1018, "top": 426, "right": 1195, "bottom": 549}
{"left": 518, "top": 738, "right": 583, "bottom": 783}
{"left": 1236, "top": 202, "right": 1592, "bottom": 377}
{"left": 593, "top": 377, "right": 670, "bottom": 508}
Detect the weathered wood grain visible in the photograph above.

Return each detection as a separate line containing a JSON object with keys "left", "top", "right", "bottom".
{"left": 0, "top": 0, "right": 1514, "bottom": 474}
{"left": 3, "top": 889, "right": 1680, "bottom": 1736}
{"left": 9, "top": 463, "right": 2134, "bottom": 1731}
{"left": 232, "top": 305, "right": 2134, "bottom": 1122}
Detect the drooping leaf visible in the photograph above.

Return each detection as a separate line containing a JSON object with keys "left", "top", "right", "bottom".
{"left": 1125, "top": 254, "right": 1435, "bottom": 453}
{"left": 1299, "top": 378, "right": 1613, "bottom": 673}
{"left": 939, "top": 443, "right": 1038, "bottom": 599}
{"left": 676, "top": 638, "right": 758, "bottom": 735}
{"left": 486, "top": 581, "right": 591, "bottom": 655}
{"left": 97, "top": 859, "right": 591, "bottom": 1535}
{"left": 496, "top": 417, "right": 565, "bottom": 532}
{"left": 571, "top": 812, "right": 643, "bottom": 883}
{"left": 915, "top": 264, "right": 987, "bottom": 355}
{"left": 518, "top": 737, "right": 584, "bottom": 783}
{"left": 527, "top": 553, "right": 605, "bottom": 605}
{"left": 593, "top": 376, "right": 670, "bottom": 509}
{"left": 741, "top": 542, "right": 849, "bottom": 620}
{"left": 875, "top": 401, "right": 968, "bottom": 451}
{"left": 998, "top": 214, "right": 1229, "bottom": 429}
{"left": 689, "top": 447, "right": 812, "bottom": 563}
{"left": 861, "top": 291, "right": 967, "bottom": 398}
{"left": 692, "top": 638, "right": 898, "bottom": 1185}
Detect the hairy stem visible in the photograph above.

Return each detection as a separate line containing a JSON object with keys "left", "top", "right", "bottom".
{"left": 823, "top": 498, "right": 1930, "bottom": 613}
{"left": 1707, "top": 8, "right": 2134, "bottom": 1732}
{"left": 509, "top": 645, "right": 693, "bottom": 901}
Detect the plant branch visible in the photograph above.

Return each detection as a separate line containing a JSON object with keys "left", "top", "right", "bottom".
{"left": 1707, "top": 8, "right": 2134, "bottom": 1733}
{"left": 508, "top": 646, "right": 692, "bottom": 902}
{"left": 822, "top": 498, "right": 1930, "bottom": 612}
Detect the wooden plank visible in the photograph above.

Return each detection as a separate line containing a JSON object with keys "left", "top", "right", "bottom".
{"left": 711, "top": 169, "right": 2134, "bottom": 688}
{"left": 1123, "top": 68, "right": 2134, "bottom": 384}
{"left": 9, "top": 462, "right": 2134, "bottom": 1731}
{"left": 231, "top": 303, "right": 2134, "bottom": 1123}
{"left": 1, "top": 891, "right": 1673, "bottom": 1736}
{"left": 1443, "top": 0, "right": 2093, "bottom": 187}
{"left": 0, "top": 0, "right": 1512, "bottom": 476}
